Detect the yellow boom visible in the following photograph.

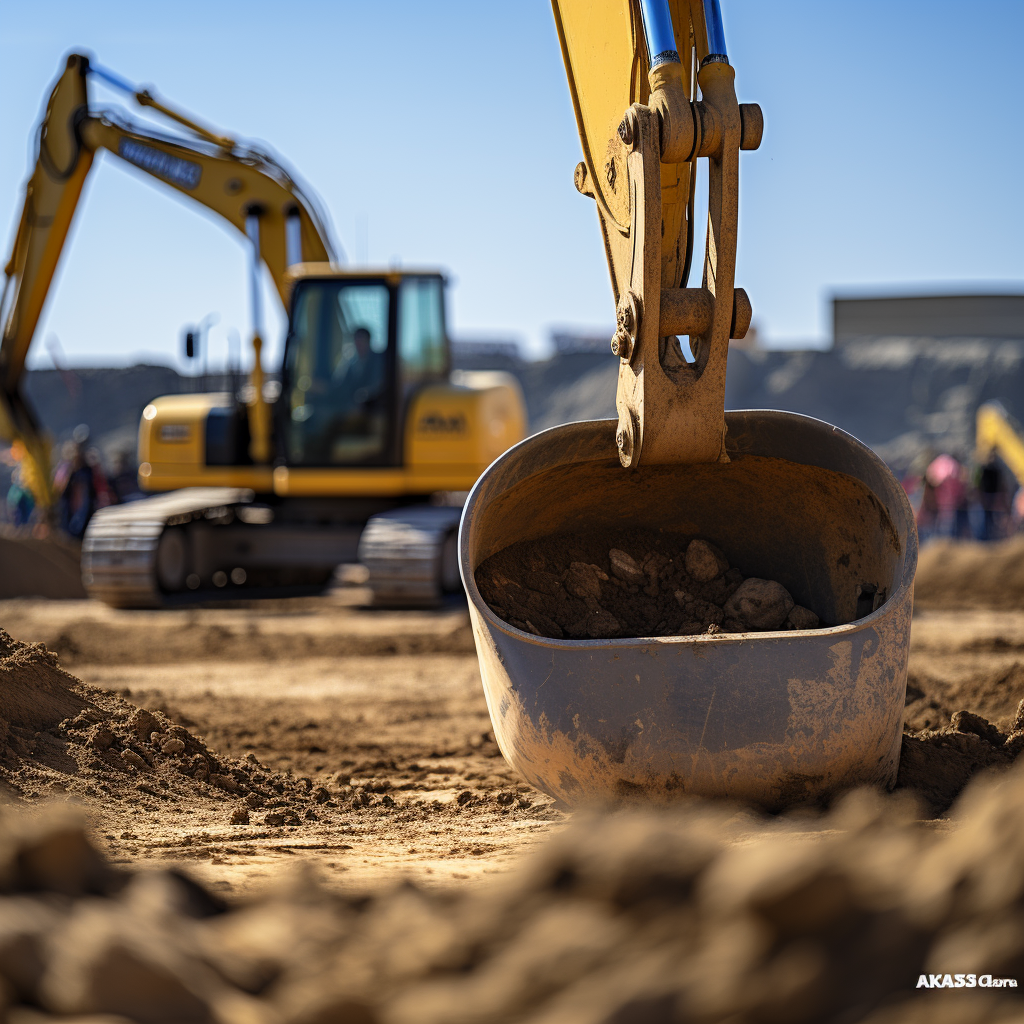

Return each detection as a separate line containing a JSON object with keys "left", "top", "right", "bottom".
{"left": 976, "top": 402, "right": 1024, "bottom": 487}
{"left": 0, "top": 52, "right": 337, "bottom": 507}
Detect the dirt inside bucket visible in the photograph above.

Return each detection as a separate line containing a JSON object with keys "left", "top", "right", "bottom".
{"left": 475, "top": 529, "right": 823, "bottom": 640}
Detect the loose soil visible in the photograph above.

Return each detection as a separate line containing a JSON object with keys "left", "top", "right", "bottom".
{"left": 0, "top": 612, "right": 563, "bottom": 896}
{"left": 3, "top": 599, "right": 1024, "bottom": 893}
{"left": 475, "top": 530, "right": 821, "bottom": 640}
{"left": 3, "top": 763, "right": 1024, "bottom": 1022}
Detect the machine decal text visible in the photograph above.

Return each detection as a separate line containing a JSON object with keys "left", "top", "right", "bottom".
{"left": 118, "top": 139, "right": 202, "bottom": 190}
{"left": 417, "top": 412, "right": 467, "bottom": 435}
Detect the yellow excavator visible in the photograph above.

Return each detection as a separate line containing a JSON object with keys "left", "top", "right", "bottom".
{"left": 1, "top": 53, "right": 526, "bottom": 607}
{"left": 976, "top": 402, "right": 1024, "bottom": 488}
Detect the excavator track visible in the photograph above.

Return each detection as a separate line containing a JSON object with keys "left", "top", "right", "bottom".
{"left": 84, "top": 491, "right": 463, "bottom": 609}
{"left": 358, "top": 505, "right": 462, "bottom": 607}
{"left": 82, "top": 488, "right": 257, "bottom": 608}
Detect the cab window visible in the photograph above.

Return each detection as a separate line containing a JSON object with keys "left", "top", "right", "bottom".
{"left": 283, "top": 281, "right": 392, "bottom": 465}
{"left": 398, "top": 277, "right": 446, "bottom": 385}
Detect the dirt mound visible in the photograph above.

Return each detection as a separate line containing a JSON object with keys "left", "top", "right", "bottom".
{"left": 904, "top": 661, "right": 1024, "bottom": 736}
{"left": 0, "top": 630, "right": 555, "bottom": 889}
{"left": 0, "top": 627, "right": 339, "bottom": 828}
{"left": 0, "top": 529, "right": 85, "bottom": 600}
{"left": 476, "top": 530, "right": 821, "bottom": 640}
{"left": 897, "top": 701, "right": 1024, "bottom": 814}
{"left": 4, "top": 769, "right": 1024, "bottom": 1022}
{"left": 916, "top": 536, "right": 1024, "bottom": 609}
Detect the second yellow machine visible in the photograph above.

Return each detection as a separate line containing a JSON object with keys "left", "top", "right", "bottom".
{"left": 1, "top": 54, "right": 526, "bottom": 607}
{"left": 92, "top": 260, "right": 526, "bottom": 608}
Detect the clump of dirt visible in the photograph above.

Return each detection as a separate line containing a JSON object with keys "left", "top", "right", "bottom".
{"left": 475, "top": 530, "right": 822, "bottom": 640}
{"left": 4, "top": 767, "right": 1024, "bottom": 1023}
{"left": 898, "top": 700, "right": 1024, "bottom": 815}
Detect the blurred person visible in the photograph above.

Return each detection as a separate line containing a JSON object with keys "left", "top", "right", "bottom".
{"left": 978, "top": 455, "right": 1012, "bottom": 541}
{"left": 1013, "top": 488, "right": 1024, "bottom": 533}
{"left": 54, "top": 436, "right": 96, "bottom": 539}
{"left": 954, "top": 462, "right": 973, "bottom": 539}
{"left": 901, "top": 468, "right": 921, "bottom": 504}
{"left": 332, "top": 326, "right": 385, "bottom": 408}
{"left": 6, "top": 465, "right": 34, "bottom": 526}
{"left": 109, "top": 450, "right": 142, "bottom": 503}
{"left": 86, "top": 447, "right": 116, "bottom": 509}
{"left": 916, "top": 475, "right": 938, "bottom": 541}
{"left": 925, "top": 454, "right": 964, "bottom": 538}
{"left": 51, "top": 439, "right": 77, "bottom": 495}
{"left": 903, "top": 451, "right": 932, "bottom": 520}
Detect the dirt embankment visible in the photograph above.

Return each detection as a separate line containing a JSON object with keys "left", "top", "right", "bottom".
{"left": 0, "top": 529, "right": 85, "bottom": 601}
{"left": 915, "top": 537, "right": 1024, "bottom": 609}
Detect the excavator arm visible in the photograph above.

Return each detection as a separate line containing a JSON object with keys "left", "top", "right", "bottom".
{"left": 976, "top": 402, "right": 1024, "bottom": 487}
{"left": 0, "top": 52, "right": 337, "bottom": 508}
{"left": 552, "top": 0, "right": 761, "bottom": 467}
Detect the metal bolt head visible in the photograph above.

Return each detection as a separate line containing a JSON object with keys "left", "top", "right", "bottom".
{"left": 573, "top": 162, "right": 588, "bottom": 195}
{"left": 617, "top": 110, "right": 638, "bottom": 148}
{"left": 616, "top": 413, "right": 637, "bottom": 467}
{"left": 611, "top": 291, "right": 641, "bottom": 361}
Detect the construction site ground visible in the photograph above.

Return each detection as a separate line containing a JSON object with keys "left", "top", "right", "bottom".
{"left": 4, "top": 549, "right": 1024, "bottom": 899}
{"left": 0, "top": 591, "right": 566, "bottom": 896}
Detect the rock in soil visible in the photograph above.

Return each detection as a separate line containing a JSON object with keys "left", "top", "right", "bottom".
{"left": 722, "top": 577, "right": 795, "bottom": 631}
{"left": 475, "top": 530, "right": 824, "bottom": 640}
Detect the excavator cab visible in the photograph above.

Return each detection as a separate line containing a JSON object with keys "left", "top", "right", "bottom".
{"left": 103, "top": 262, "right": 526, "bottom": 608}
{"left": 281, "top": 272, "right": 447, "bottom": 469}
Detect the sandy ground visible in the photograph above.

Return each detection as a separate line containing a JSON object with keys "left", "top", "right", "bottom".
{"left": 906, "top": 608, "right": 1024, "bottom": 730}
{"left": 4, "top": 588, "right": 1024, "bottom": 900}
{"left": 0, "top": 595, "right": 563, "bottom": 897}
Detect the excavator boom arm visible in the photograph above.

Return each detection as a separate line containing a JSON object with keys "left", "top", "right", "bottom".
{"left": 976, "top": 403, "right": 1024, "bottom": 488}
{"left": 0, "top": 52, "right": 337, "bottom": 505}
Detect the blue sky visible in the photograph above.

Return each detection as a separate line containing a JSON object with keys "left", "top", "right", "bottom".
{"left": 2, "top": 0, "right": 1023, "bottom": 373}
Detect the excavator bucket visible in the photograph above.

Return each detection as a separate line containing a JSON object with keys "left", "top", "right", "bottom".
{"left": 460, "top": 411, "right": 917, "bottom": 809}
{"left": 459, "top": 0, "right": 919, "bottom": 809}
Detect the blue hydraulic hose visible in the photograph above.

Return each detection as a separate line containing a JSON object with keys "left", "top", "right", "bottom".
{"left": 702, "top": 0, "right": 728, "bottom": 62}
{"left": 87, "top": 63, "right": 138, "bottom": 95}
{"left": 639, "top": 0, "right": 680, "bottom": 67}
